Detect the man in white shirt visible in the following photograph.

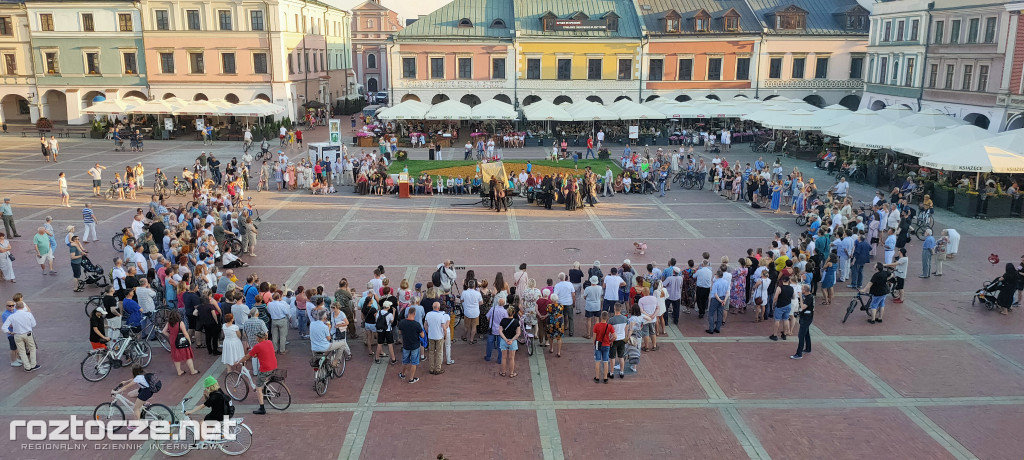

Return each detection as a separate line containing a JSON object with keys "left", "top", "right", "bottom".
{"left": 637, "top": 287, "right": 658, "bottom": 350}
{"left": 596, "top": 129, "right": 605, "bottom": 149}
{"left": 601, "top": 267, "right": 626, "bottom": 312}
{"left": 3, "top": 302, "right": 38, "bottom": 371}
{"left": 459, "top": 280, "right": 482, "bottom": 343}
{"left": 130, "top": 214, "right": 145, "bottom": 240}
{"left": 135, "top": 278, "right": 157, "bottom": 314}
{"left": 134, "top": 249, "right": 148, "bottom": 275}
{"left": 695, "top": 261, "right": 713, "bottom": 318}
{"left": 87, "top": 163, "right": 106, "bottom": 196}
{"left": 424, "top": 302, "right": 447, "bottom": 374}
{"left": 553, "top": 273, "right": 575, "bottom": 332}
{"left": 266, "top": 292, "right": 291, "bottom": 352}
{"left": 834, "top": 177, "right": 849, "bottom": 200}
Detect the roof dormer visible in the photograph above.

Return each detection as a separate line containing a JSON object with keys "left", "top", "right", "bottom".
{"left": 721, "top": 8, "right": 741, "bottom": 32}
{"left": 540, "top": 11, "right": 557, "bottom": 31}
{"left": 490, "top": 18, "right": 507, "bottom": 29}
{"left": 767, "top": 4, "right": 807, "bottom": 31}
{"left": 664, "top": 9, "right": 681, "bottom": 33}
{"left": 833, "top": 4, "right": 869, "bottom": 31}
{"left": 458, "top": 18, "right": 473, "bottom": 28}
{"left": 602, "top": 11, "right": 619, "bottom": 31}
{"left": 569, "top": 11, "right": 589, "bottom": 21}
{"left": 693, "top": 9, "right": 711, "bottom": 33}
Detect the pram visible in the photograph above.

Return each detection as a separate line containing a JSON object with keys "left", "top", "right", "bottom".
{"left": 79, "top": 255, "right": 109, "bottom": 288}
{"left": 113, "top": 138, "right": 126, "bottom": 152}
{"left": 972, "top": 278, "right": 1005, "bottom": 311}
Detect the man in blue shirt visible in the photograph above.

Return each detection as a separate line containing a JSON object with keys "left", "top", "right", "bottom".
{"left": 123, "top": 290, "right": 143, "bottom": 331}
{"left": 706, "top": 270, "right": 730, "bottom": 334}
{"left": 850, "top": 234, "right": 872, "bottom": 289}
{"left": 309, "top": 310, "right": 345, "bottom": 370}
{"left": 754, "top": 156, "right": 766, "bottom": 172}
{"left": 243, "top": 275, "right": 259, "bottom": 308}
{"left": 920, "top": 229, "right": 936, "bottom": 278}
{"left": 883, "top": 228, "right": 897, "bottom": 264}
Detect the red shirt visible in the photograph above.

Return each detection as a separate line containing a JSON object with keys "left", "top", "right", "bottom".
{"left": 593, "top": 322, "right": 613, "bottom": 347}
{"left": 250, "top": 340, "right": 277, "bottom": 373}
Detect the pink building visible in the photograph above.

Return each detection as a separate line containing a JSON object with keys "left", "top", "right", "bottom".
{"left": 351, "top": 0, "right": 401, "bottom": 97}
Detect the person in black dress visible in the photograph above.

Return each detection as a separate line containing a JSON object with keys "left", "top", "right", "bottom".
{"left": 997, "top": 263, "right": 1019, "bottom": 315}
{"left": 791, "top": 284, "right": 814, "bottom": 359}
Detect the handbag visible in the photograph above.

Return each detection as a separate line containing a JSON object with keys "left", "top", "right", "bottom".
{"left": 7, "top": 252, "right": 13, "bottom": 261}
{"left": 174, "top": 328, "right": 190, "bottom": 349}
{"left": 419, "top": 336, "right": 428, "bottom": 349}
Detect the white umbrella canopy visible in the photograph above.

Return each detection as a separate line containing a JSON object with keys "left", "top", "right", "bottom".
{"left": 523, "top": 100, "right": 573, "bottom": 121}
{"left": 919, "top": 129, "right": 1024, "bottom": 173}
{"left": 562, "top": 100, "right": 618, "bottom": 121}
{"left": 424, "top": 100, "right": 472, "bottom": 120}
{"left": 890, "top": 124, "right": 993, "bottom": 158}
{"left": 741, "top": 106, "right": 790, "bottom": 124}
{"left": 225, "top": 100, "right": 286, "bottom": 117}
{"left": 821, "top": 110, "right": 887, "bottom": 137}
{"left": 376, "top": 100, "right": 430, "bottom": 120}
{"left": 645, "top": 100, "right": 689, "bottom": 118}
{"left": 898, "top": 108, "right": 968, "bottom": 130}
{"left": 760, "top": 109, "right": 831, "bottom": 131}
{"left": 809, "top": 104, "right": 855, "bottom": 125}
{"left": 876, "top": 105, "right": 915, "bottom": 121}
{"left": 173, "top": 100, "right": 226, "bottom": 116}
{"left": 82, "top": 96, "right": 144, "bottom": 114}
{"left": 469, "top": 99, "right": 516, "bottom": 120}
{"left": 127, "top": 98, "right": 183, "bottom": 115}
{"left": 609, "top": 99, "right": 665, "bottom": 120}
{"left": 839, "top": 124, "right": 936, "bottom": 150}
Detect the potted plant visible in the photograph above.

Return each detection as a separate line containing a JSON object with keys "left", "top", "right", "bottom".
{"left": 395, "top": 150, "right": 408, "bottom": 162}
{"left": 36, "top": 117, "right": 53, "bottom": 130}
{"left": 952, "top": 190, "right": 979, "bottom": 218}
{"left": 932, "top": 184, "right": 954, "bottom": 209}
{"left": 597, "top": 148, "right": 610, "bottom": 160}
{"left": 90, "top": 120, "right": 106, "bottom": 139}
{"left": 987, "top": 189, "right": 1012, "bottom": 218}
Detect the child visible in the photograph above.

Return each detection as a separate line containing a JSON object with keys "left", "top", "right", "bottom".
{"left": 633, "top": 241, "right": 647, "bottom": 256}
{"left": 113, "top": 364, "right": 159, "bottom": 425}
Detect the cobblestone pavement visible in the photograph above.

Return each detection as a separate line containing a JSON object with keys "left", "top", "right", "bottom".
{"left": 0, "top": 129, "right": 1022, "bottom": 460}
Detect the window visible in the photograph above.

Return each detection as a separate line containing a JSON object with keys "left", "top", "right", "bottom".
{"left": 984, "top": 17, "right": 996, "bottom": 43}
{"left": 492, "top": 58, "right": 505, "bottom": 79}
{"left": 155, "top": 10, "right": 169, "bottom": 30}
{"left": 962, "top": 64, "right": 973, "bottom": 90}
{"left": 556, "top": 58, "right": 571, "bottom": 80}
{"left": 883, "top": 21, "right": 891, "bottom": 41}
{"left": 846, "top": 14, "right": 866, "bottom": 30}
{"left": 123, "top": 52, "right": 137, "bottom": 74}
{"left": 892, "top": 59, "right": 899, "bottom": 82}
{"left": 736, "top": 57, "right": 750, "bottom": 80}
{"left": 430, "top": 57, "right": 444, "bottom": 79}
{"left": 967, "top": 18, "right": 979, "bottom": 43}
{"left": 186, "top": 10, "right": 201, "bottom": 30}
{"left": 218, "top": 10, "right": 231, "bottom": 31}
{"left": 253, "top": 52, "right": 267, "bottom": 74}
{"left": 402, "top": 57, "right": 416, "bottom": 78}
{"left": 587, "top": 58, "right": 602, "bottom": 80}
{"left": 288, "top": 54, "right": 293, "bottom": 74}
{"left": 792, "top": 57, "right": 805, "bottom": 79}
{"left": 666, "top": 18, "right": 679, "bottom": 33}
{"left": 44, "top": 51, "right": 58, "bottom": 73}
{"left": 86, "top": 52, "right": 100, "bottom": 74}
{"left": 950, "top": 19, "right": 960, "bottom": 44}
{"left": 189, "top": 52, "right": 204, "bottom": 74}
{"left": 160, "top": 52, "right": 174, "bottom": 73}
{"left": 934, "top": 20, "right": 944, "bottom": 43}
{"left": 775, "top": 13, "right": 805, "bottom": 30}
{"left": 17, "top": 99, "right": 29, "bottom": 115}
{"left": 910, "top": 19, "right": 919, "bottom": 41}
{"left": 814, "top": 57, "right": 829, "bottom": 79}
{"left": 366, "top": 18, "right": 373, "bottom": 29}
{"left": 850, "top": 56, "right": 863, "bottom": 79}
{"left": 617, "top": 58, "right": 631, "bottom": 80}
{"left": 4, "top": 54, "right": 15, "bottom": 75}
{"left": 896, "top": 20, "right": 904, "bottom": 41}
{"left": 768, "top": 57, "right": 782, "bottom": 79}
{"left": 311, "top": 52, "right": 316, "bottom": 72}
{"left": 725, "top": 16, "right": 740, "bottom": 32}
{"left": 458, "top": 57, "right": 472, "bottom": 79}
{"left": 457, "top": 18, "right": 472, "bottom": 28}
{"left": 0, "top": 16, "right": 12, "bottom": 36}
{"left": 878, "top": 57, "right": 888, "bottom": 84}
{"left": 367, "top": 54, "right": 376, "bottom": 69}
{"left": 904, "top": 57, "right": 914, "bottom": 87}
{"left": 676, "top": 58, "right": 691, "bottom": 81}
{"left": 118, "top": 13, "right": 132, "bottom": 31}
{"left": 978, "top": 65, "right": 989, "bottom": 92}
{"left": 526, "top": 58, "right": 540, "bottom": 80}
{"left": 707, "top": 57, "right": 722, "bottom": 81}
{"left": 40, "top": 13, "right": 54, "bottom": 31}
{"left": 695, "top": 17, "right": 709, "bottom": 32}
{"left": 606, "top": 16, "right": 618, "bottom": 31}
{"left": 251, "top": 11, "right": 264, "bottom": 31}
{"left": 82, "top": 13, "right": 94, "bottom": 32}
{"left": 928, "top": 63, "right": 937, "bottom": 88}
{"left": 944, "top": 64, "right": 954, "bottom": 88}
{"left": 490, "top": 19, "right": 506, "bottom": 29}
{"left": 647, "top": 58, "right": 663, "bottom": 81}
{"left": 221, "top": 53, "right": 235, "bottom": 74}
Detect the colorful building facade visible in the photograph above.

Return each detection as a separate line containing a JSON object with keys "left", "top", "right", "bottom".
{"left": 0, "top": 0, "right": 36, "bottom": 123}
{"left": 351, "top": 0, "right": 401, "bottom": 96}
{"left": 1000, "top": 2, "right": 1024, "bottom": 131}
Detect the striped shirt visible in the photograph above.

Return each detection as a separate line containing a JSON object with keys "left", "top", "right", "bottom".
{"left": 82, "top": 208, "right": 95, "bottom": 224}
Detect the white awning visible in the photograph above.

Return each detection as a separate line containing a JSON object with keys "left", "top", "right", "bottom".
{"left": 609, "top": 99, "right": 666, "bottom": 120}
{"left": 522, "top": 100, "right": 573, "bottom": 121}
{"left": 127, "top": 98, "right": 183, "bottom": 115}
{"left": 469, "top": 99, "right": 516, "bottom": 120}
{"left": 82, "top": 96, "right": 144, "bottom": 115}
{"left": 875, "top": 105, "right": 915, "bottom": 121}
{"left": 376, "top": 100, "right": 430, "bottom": 120}
{"left": 759, "top": 109, "right": 830, "bottom": 131}
{"left": 821, "top": 110, "right": 887, "bottom": 137}
{"left": 424, "top": 100, "right": 472, "bottom": 120}
{"left": 918, "top": 129, "right": 1024, "bottom": 173}
{"left": 172, "top": 100, "right": 227, "bottom": 116}
{"left": 898, "top": 108, "right": 968, "bottom": 130}
{"left": 562, "top": 100, "right": 618, "bottom": 121}
{"left": 891, "top": 124, "right": 993, "bottom": 158}
{"left": 839, "top": 125, "right": 936, "bottom": 150}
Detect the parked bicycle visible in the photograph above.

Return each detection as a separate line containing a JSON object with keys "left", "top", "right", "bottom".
{"left": 81, "top": 328, "right": 153, "bottom": 381}
{"left": 516, "top": 314, "right": 535, "bottom": 356}
{"left": 156, "top": 396, "right": 253, "bottom": 456}
{"left": 92, "top": 382, "right": 174, "bottom": 431}
{"left": 310, "top": 350, "right": 346, "bottom": 396}
{"left": 221, "top": 367, "right": 291, "bottom": 410}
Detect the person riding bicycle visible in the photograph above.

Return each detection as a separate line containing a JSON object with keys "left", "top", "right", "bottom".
{"left": 113, "top": 364, "right": 158, "bottom": 425}
{"left": 233, "top": 330, "right": 276, "bottom": 415}
{"left": 260, "top": 139, "right": 270, "bottom": 155}
{"left": 310, "top": 309, "right": 349, "bottom": 371}
{"left": 184, "top": 376, "right": 233, "bottom": 423}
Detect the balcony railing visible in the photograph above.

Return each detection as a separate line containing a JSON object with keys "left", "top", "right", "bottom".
{"left": 394, "top": 79, "right": 510, "bottom": 90}
{"left": 517, "top": 79, "right": 636, "bottom": 91}
{"left": 762, "top": 78, "right": 864, "bottom": 89}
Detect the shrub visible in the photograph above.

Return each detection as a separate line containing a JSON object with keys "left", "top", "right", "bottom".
{"left": 597, "top": 148, "right": 610, "bottom": 160}
{"left": 36, "top": 117, "right": 53, "bottom": 129}
{"left": 395, "top": 150, "right": 408, "bottom": 162}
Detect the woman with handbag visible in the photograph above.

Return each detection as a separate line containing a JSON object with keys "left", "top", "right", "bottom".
{"left": 162, "top": 310, "right": 198, "bottom": 376}
{"left": 0, "top": 232, "right": 14, "bottom": 283}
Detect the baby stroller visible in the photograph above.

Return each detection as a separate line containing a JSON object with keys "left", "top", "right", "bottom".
{"left": 113, "top": 137, "right": 126, "bottom": 152}
{"left": 972, "top": 278, "right": 1004, "bottom": 311}
{"left": 79, "top": 255, "right": 109, "bottom": 289}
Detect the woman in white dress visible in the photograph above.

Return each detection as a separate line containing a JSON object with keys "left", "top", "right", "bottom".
{"left": 220, "top": 313, "right": 245, "bottom": 372}
{"left": 944, "top": 229, "right": 960, "bottom": 258}
{"left": 0, "top": 233, "right": 14, "bottom": 282}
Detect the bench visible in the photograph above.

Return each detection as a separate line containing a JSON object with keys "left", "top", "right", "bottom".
{"left": 63, "top": 128, "right": 90, "bottom": 138}
{"left": 20, "top": 127, "right": 51, "bottom": 137}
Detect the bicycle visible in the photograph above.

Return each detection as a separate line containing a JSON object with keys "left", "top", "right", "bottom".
{"left": 221, "top": 367, "right": 291, "bottom": 410}
{"left": 221, "top": 236, "right": 243, "bottom": 255}
{"left": 153, "top": 174, "right": 169, "bottom": 196}
{"left": 104, "top": 181, "right": 124, "bottom": 200}
{"left": 156, "top": 396, "right": 253, "bottom": 456}
{"left": 310, "top": 349, "right": 346, "bottom": 396}
{"left": 911, "top": 212, "right": 932, "bottom": 241}
{"left": 516, "top": 314, "right": 535, "bottom": 356}
{"left": 85, "top": 295, "right": 105, "bottom": 317}
{"left": 92, "top": 382, "right": 174, "bottom": 431}
{"left": 140, "top": 306, "right": 173, "bottom": 352}
{"left": 844, "top": 292, "right": 873, "bottom": 323}
{"left": 81, "top": 328, "right": 153, "bottom": 382}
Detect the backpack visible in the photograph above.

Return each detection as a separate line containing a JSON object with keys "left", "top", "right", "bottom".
{"left": 144, "top": 373, "right": 162, "bottom": 394}
{"left": 215, "top": 390, "right": 235, "bottom": 417}
{"left": 375, "top": 311, "right": 389, "bottom": 331}
{"left": 588, "top": 267, "right": 603, "bottom": 282}
{"left": 431, "top": 268, "right": 443, "bottom": 287}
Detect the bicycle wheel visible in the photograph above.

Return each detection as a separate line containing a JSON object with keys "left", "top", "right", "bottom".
{"left": 85, "top": 297, "right": 103, "bottom": 317}
{"left": 157, "top": 425, "right": 195, "bottom": 457}
{"left": 914, "top": 225, "right": 929, "bottom": 241}
{"left": 333, "top": 356, "right": 346, "bottom": 378}
{"left": 843, "top": 299, "right": 858, "bottom": 323}
{"left": 142, "top": 403, "right": 175, "bottom": 425}
{"left": 796, "top": 215, "right": 808, "bottom": 226}
{"left": 452, "top": 304, "right": 464, "bottom": 329}
{"left": 92, "top": 402, "right": 125, "bottom": 429}
{"left": 528, "top": 337, "right": 535, "bottom": 356}
{"left": 218, "top": 422, "right": 253, "bottom": 455}
{"left": 112, "top": 233, "right": 124, "bottom": 252}
{"left": 223, "top": 371, "right": 249, "bottom": 401}
{"left": 81, "top": 352, "right": 111, "bottom": 382}
{"left": 314, "top": 367, "right": 329, "bottom": 396}
{"left": 153, "top": 331, "right": 171, "bottom": 352}
{"left": 227, "top": 238, "right": 243, "bottom": 254}
{"left": 263, "top": 381, "right": 291, "bottom": 410}
{"left": 130, "top": 340, "right": 152, "bottom": 367}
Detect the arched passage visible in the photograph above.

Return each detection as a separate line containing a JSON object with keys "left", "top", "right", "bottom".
{"left": 224, "top": 93, "right": 240, "bottom": 104}
{"left": 460, "top": 94, "right": 481, "bottom": 107}
{"left": 733, "top": 94, "right": 749, "bottom": 99}
{"left": 553, "top": 95, "right": 573, "bottom": 105}
{"left": 430, "top": 94, "right": 450, "bottom": 104}
{"left": 493, "top": 94, "right": 512, "bottom": 104}
{"left": 254, "top": 93, "right": 271, "bottom": 102}
{"left": 586, "top": 95, "right": 604, "bottom": 104}
{"left": 963, "top": 113, "right": 990, "bottom": 130}
{"left": 1006, "top": 115, "right": 1024, "bottom": 131}
{"left": 675, "top": 95, "right": 691, "bottom": 102}
{"left": 763, "top": 95, "right": 779, "bottom": 101}
{"left": 644, "top": 95, "right": 659, "bottom": 102}
{"left": 42, "top": 90, "right": 68, "bottom": 122}
{"left": 162, "top": 93, "right": 176, "bottom": 100}
{"left": 869, "top": 100, "right": 886, "bottom": 111}
{"left": 803, "top": 95, "right": 826, "bottom": 108}
{"left": 400, "top": 94, "right": 421, "bottom": 102}
{"left": 705, "top": 94, "right": 720, "bottom": 101}
{"left": 522, "top": 95, "right": 541, "bottom": 106}
{"left": 615, "top": 95, "right": 633, "bottom": 102}
{"left": 1, "top": 94, "right": 30, "bottom": 122}
{"left": 123, "top": 90, "right": 147, "bottom": 100}
{"left": 367, "top": 78, "right": 378, "bottom": 93}
{"left": 81, "top": 91, "right": 105, "bottom": 105}
{"left": 839, "top": 95, "right": 860, "bottom": 110}
{"left": 193, "top": 93, "right": 208, "bottom": 101}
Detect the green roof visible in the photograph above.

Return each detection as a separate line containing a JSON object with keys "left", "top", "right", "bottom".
{"left": 397, "top": 0, "right": 515, "bottom": 39}
{"left": 514, "top": 0, "right": 642, "bottom": 38}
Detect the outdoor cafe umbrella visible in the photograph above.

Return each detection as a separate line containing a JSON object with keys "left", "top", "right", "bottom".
{"left": 82, "top": 96, "right": 144, "bottom": 115}
{"left": 469, "top": 99, "right": 516, "bottom": 120}
{"left": 821, "top": 110, "right": 887, "bottom": 137}
{"left": 898, "top": 108, "right": 968, "bottom": 130}
{"left": 890, "top": 124, "right": 993, "bottom": 158}
{"left": 839, "top": 124, "right": 936, "bottom": 150}
{"left": 918, "top": 129, "right": 1024, "bottom": 173}
{"left": 876, "top": 105, "right": 915, "bottom": 121}
{"left": 522, "top": 99, "right": 572, "bottom": 121}
{"left": 127, "top": 98, "right": 183, "bottom": 115}
{"left": 759, "top": 109, "right": 831, "bottom": 131}
{"left": 376, "top": 100, "right": 430, "bottom": 120}
{"left": 563, "top": 100, "right": 617, "bottom": 121}
{"left": 173, "top": 100, "right": 228, "bottom": 116}
{"left": 609, "top": 99, "right": 665, "bottom": 120}
{"left": 224, "top": 100, "right": 287, "bottom": 118}
{"left": 807, "top": 104, "right": 855, "bottom": 127}
{"left": 740, "top": 106, "right": 789, "bottom": 125}
{"left": 424, "top": 100, "right": 472, "bottom": 120}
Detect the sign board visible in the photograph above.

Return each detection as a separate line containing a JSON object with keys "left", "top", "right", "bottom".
{"left": 195, "top": 118, "right": 204, "bottom": 131}
{"left": 308, "top": 142, "right": 341, "bottom": 161}
{"left": 329, "top": 119, "right": 341, "bottom": 144}
{"left": 164, "top": 118, "right": 174, "bottom": 131}
{"left": 628, "top": 126, "right": 639, "bottom": 139}
{"left": 553, "top": 19, "right": 607, "bottom": 31}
